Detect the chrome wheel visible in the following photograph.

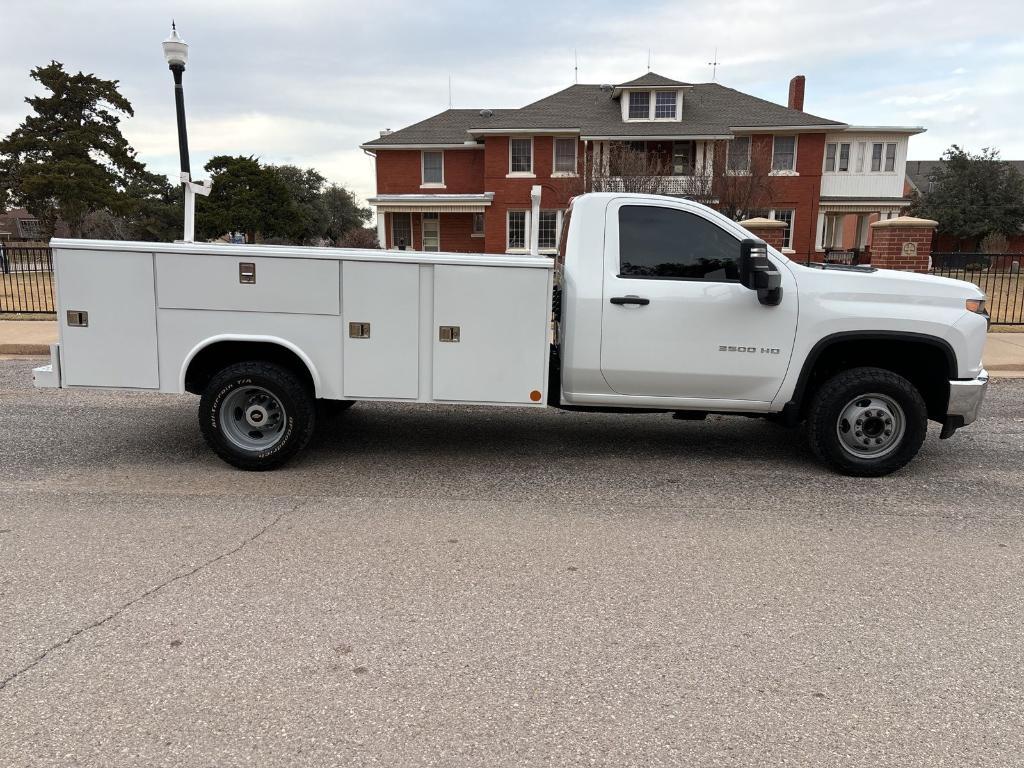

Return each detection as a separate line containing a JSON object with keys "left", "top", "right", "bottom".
{"left": 219, "top": 385, "right": 288, "bottom": 452}
{"left": 836, "top": 392, "right": 906, "bottom": 459}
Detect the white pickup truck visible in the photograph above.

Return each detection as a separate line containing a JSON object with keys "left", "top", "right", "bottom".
{"left": 34, "top": 192, "right": 989, "bottom": 476}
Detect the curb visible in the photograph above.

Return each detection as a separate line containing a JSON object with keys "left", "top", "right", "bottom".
{"left": 0, "top": 344, "right": 50, "bottom": 355}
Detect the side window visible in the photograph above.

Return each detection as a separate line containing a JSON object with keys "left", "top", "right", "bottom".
{"left": 618, "top": 205, "right": 740, "bottom": 281}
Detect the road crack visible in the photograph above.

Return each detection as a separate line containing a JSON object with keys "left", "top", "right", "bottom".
{"left": 0, "top": 499, "right": 308, "bottom": 694}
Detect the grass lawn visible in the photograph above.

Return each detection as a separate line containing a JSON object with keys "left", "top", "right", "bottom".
{"left": 0, "top": 271, "right": 55, "bottom": 313}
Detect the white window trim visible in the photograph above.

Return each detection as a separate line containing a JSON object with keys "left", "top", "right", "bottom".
{"left": 770, "top": 135, "right": 799, "bottom": 175}
{"left": 768, "top": 208, "right": 796, "bottom": 252}
{"left": 727, "top": 136, "right": 751, "bottom": 174}
{"left": 823, "top": 142, "right": 852, "bottom": 173}
{"left": 868, "top": 142, "right": 899, "bottom": 174}
{"left": 471, "top": 212, "right": 485, "bottom": 238}
{"left": 420, "top": 150, "right": 445, "bottom": 189}
{"left": 421, "top": 212, "right": 440, "bottom": 252}
{"left": 507, "top": 137, "right": 535, "bottom": 178}
{"left": 506, "top": 209, "right": 531, "bottom": 253}
{"left": 552, "top": 137, "right": 578, "bottom": 177}
{"left": 623, "top": 90, "right": 683, "bottom": 122}
{"left": 390, "top": 211, "right": 413, "bottom": 251}
{"left": 537, "top": 209, "right": 564, "bottom": 254}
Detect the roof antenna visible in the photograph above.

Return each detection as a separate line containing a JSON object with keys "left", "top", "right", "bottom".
{"left": 707, "top": 47, "right": 720, "bottom": 81}
{"left": 647, "top": 49, "right": 651, "bottom": 72}
{"left": 448, "top": 74, "right": 452, "bottom": 109}
{"left": 574, "top": 49, "right": 578, "bottom": 84}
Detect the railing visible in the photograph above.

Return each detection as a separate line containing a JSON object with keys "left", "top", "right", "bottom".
{"left": 0, "top": 244, "right": 55, "bottom": 314}
{"left": 597, "top": 175, "right": 709, "bottom": 196}
{"left": 931, "top": 252, "right": 1024, "bottom": 325}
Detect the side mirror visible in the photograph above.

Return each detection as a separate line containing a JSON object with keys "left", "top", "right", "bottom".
{"left": 739, "top": 239, "right": 783, "bottom": 306}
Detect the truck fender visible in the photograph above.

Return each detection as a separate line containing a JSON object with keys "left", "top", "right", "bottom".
{"left": 179, "top": 334, "right": 323, "bottom": 397}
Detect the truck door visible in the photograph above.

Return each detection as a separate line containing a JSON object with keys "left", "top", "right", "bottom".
{"left": 599, "top": 199, "right": 797, "bottom": 403}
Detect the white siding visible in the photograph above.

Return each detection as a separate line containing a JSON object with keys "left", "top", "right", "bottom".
{"left": 819, "top": 133, "right": 909, "bottom": 199}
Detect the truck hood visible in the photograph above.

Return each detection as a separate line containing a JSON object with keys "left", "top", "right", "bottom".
{"left": 790, "top": 262, "right": 984, "bottom": 303}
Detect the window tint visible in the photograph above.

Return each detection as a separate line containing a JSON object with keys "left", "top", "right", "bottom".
{"left": 618, "top": 205, "right": 740, "bottom": 281}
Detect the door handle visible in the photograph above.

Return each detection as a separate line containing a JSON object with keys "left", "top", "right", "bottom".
{"left": 610, "top": 296, "right": 650, "bottom": 306}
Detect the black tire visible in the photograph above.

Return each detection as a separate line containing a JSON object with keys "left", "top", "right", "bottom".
{"left": 199, "top": 361, "right": 316, "bottom": 471}
{"left": 807, "top": 367, "right": 928, "bottom": 477}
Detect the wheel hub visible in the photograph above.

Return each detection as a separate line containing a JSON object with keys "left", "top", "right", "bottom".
{"left": 219, "top": 386, "right": 288, "bottom": 452}
{"left": 836, "top": 393, "right": 905, "bottom": 459}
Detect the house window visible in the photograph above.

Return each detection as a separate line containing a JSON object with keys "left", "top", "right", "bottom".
{"left": 672, "top": 141, "right": 695, "bottom": 175}
{"left": 472, "top": 212, "right": 485, "bottom": 236}
{"left": 771, "top": 209, "right": 795, "bottom": 250}
{"left": 654, "top": 92, "right": 676, "bottom": 118}
{"left": 421, "top": 151, "right": 443, "bottom": 185}
{"left": 727, "top": 137, "right": 750, "bottom": 172}
{"left": 507, "top": 210, "right": 527, "bottom": 250}
{"left": 422, "top": 212, "right": 440, "bottom": 252}
{"left": 885, "top": 143, "right": 897, "bottom": 172}
{"left": 509, "top": 138, "right": 533, "bottom": 174}
{"left": 772, "top": 136, "right": 796, "bottom": 171}
{"left": 823, "top": 214, "right": 843, "bottom": 248}
{"left": 825, "top": 142, "right": 850, "bottom": 172}
{"left": 391, "top": 212, "right": 412, "bottom": 250}
{"left": 553, "top": 138, "right": 577, "bottom": 174}
{"left": 618, "top": 205, "right": 740, "bottom": 281}
{"left": 871, "top": 143, "right": 883, "bottom": 172}
{"left": 855, "top": 141, "right": 866, "bottom": 172}
{"left": 628, "top": 91, "right": 650, "bottom": 119}
{"left": 838, "top": 144, "right": 850, "bottom": 172}
{"left": 538, "top": 210, "right": 559, "bottom": 251}
{"left": 825, "top": 143, "right": 836, "bottom": 172}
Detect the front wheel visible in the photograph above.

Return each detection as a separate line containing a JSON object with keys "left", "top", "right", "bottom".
{"left": 199, "top": 361, "right": 316, "bottom": 471}
{"left": 807, "top": 367, "right": 928, "bottom": 477}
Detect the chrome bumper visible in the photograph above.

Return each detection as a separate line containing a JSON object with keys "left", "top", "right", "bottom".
{"left": 941, "top": 369, "right": 988, "bottom": 437}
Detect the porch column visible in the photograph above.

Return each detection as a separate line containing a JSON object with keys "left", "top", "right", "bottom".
{"left": 868, "top": 216, "right": 937, "bottom": 273}
{"left": 738, "top": 216, "right": 787, "bottom": 251}
{"left": 815, "top": 211, "right": 826, "bottom": 251}
{"left": 529, "top": 185, "right": 542, "bottom": 256}
{"left": 376, "top": 212, "right": 387, "bottom": 249}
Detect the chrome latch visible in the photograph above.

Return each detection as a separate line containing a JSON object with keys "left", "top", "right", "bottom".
{"left": 66, "top": 310, "right": 89, "bottom": 327}
{"left": 349, "top": 322, "right": 371, "bottom": 339}
{"left": 239, "top": 262, "right": 256, "bottom": 284}
{"left": 439, "top": 325, "right": 460, "bottom": 342}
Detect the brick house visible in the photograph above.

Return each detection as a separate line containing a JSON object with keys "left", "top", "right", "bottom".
{"left": 362, "top": 73, "right": 923, "bottom": 262}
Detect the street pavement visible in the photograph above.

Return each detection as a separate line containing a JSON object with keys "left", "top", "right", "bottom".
{"left": 1, "top": 357, "right": 1023, "bottom": 767}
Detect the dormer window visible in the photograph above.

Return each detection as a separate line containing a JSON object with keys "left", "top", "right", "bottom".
{"left": 628, "top": 92, "right": 650, "bottom": 119}
{"left": 654, "top": 92, "right": 676, "bottom": 119}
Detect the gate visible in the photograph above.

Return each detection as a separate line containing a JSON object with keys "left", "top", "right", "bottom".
{"left": 930, "top": 252, "right": 1024, "bottom": 325}
{"left": 0, "top": 244, "right": 55, "bottom": 314}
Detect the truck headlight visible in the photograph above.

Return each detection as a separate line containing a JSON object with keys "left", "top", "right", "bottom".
{"left": 965, "top": 298, "right": 986, "bottom": 315}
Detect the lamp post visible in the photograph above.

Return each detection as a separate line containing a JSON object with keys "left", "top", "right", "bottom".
{"left": 162, "top": 23, "right": 209, "bottom": 242}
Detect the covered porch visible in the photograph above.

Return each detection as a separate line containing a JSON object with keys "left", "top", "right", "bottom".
{"left": 368, "top": 193, "right": 494, "bottom": 252}
{"left": 815, "top": 197, "right": 911, "bottom": 263}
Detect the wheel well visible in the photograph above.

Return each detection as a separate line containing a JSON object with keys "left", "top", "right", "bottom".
{"left": 184, "top": 341, "right": 315, "bottom": 395}
{"left": 794, "top": 335, "right": 953, "bottom": 422}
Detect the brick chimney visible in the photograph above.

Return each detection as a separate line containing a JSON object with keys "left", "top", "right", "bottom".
{"left": 788, "top": 75, "right": 806, "bottom": 111}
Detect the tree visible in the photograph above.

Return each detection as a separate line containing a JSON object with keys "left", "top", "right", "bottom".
{"left": 0, "top": 61, "right": 167, "bottom": 238}
{"left": 322, "top": 183, "right": 372, "bottom": 243}
{"left": 910, "top": 145, "right": 1024, "bottom": 250}
{"left": 266, "top": 164, "right": 329, "bottom": 244}
{"left": 337, "top": 226, "right": 379, "bottom": 249}
{"left": 197, "top": 155, "right": 297, "bottom": 242}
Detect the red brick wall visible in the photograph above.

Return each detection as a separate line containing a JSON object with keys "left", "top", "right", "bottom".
{"left": 375, "top": 149, "right": 485, "bottom": 194}
{"left": 752, "top": 133, "right": 825, "bottom": 260}
{"left": 870, "top": 224, "right": 935, "bottom": 272}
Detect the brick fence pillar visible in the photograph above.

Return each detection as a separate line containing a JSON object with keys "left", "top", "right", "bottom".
{"left": 868, "top": 216, "right": 937, "bottom": 273}
{"left": 738, "top": 217, "right": 788, "bottom": 252}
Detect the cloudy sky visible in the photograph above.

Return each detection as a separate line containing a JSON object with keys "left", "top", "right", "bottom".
{"left": 2, "top": 0, "right": 1022, "bottom": 207}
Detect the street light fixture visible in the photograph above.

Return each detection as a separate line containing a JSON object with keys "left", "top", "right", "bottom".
{"left": 162, "top": 22, "right": 209, "bottom": 242}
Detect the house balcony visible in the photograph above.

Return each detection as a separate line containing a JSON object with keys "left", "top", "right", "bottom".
{"left": 595, "top": 175, "right": 712, "bottom": 198}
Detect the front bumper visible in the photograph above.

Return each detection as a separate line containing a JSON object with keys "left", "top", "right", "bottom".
{"left": 941, "top": 369, "right": 988, "bottom": 438}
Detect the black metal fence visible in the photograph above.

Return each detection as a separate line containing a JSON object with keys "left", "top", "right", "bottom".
{"left": 0, "top": 244, "right": 55, "bottom": 314}
{"left": 930, "top": 252, "right": 1024, "bottom": 325}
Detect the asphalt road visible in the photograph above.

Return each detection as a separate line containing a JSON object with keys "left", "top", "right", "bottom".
{"left": 1, "top": 357, "right": 1023, "bottom": 767}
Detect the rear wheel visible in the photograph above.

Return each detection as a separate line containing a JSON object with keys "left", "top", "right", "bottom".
{"left": 807, "top": 367, "right": 928, "bottom": 477}
{"left": 199, "top": 361, "right": 315, "bottom": 471}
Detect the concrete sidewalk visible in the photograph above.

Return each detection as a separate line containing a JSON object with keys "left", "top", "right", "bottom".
{"left": 2, "top": 319, "right": 1024, "bottom": 376}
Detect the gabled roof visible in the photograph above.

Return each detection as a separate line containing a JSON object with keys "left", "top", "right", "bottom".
{"left": 362, "top": 78, "right": 845, "bottom": 148}
{"left": 615, "top": 72, "right": 691, "bottom": 88}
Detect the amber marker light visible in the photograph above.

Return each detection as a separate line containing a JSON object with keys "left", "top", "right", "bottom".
{"left": 530, "top": 390, "right": 542, "bottom": 402}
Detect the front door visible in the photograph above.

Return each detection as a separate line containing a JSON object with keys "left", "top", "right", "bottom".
{"left": 599, "top": 199, "right": 797, "bottom": 403}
